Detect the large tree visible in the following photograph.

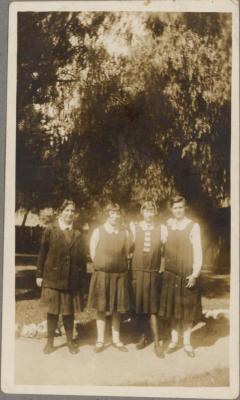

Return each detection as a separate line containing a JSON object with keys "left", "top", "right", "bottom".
{"left": 17, "top": 11, "right": 231, "bottom": 217}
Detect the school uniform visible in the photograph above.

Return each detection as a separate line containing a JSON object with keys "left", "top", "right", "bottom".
{"left": 130, "top": 221, "right": 163, "bottom": 314}
{"left": 159, "top": 217, "right": 202, "bottom": 321}
{"left": 87, "top": 223, "right": 130, "bottom": 314}
{"left": 36, "top": 219, "right": 86, "bottom": 317}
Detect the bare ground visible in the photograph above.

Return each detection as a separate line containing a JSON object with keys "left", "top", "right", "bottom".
{"left": 15, "top": 268, "right": 230, "bottom": 387}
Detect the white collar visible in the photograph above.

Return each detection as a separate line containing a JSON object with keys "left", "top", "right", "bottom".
{"left": 104, "top": 222, "right": 119, "bottom": 234}
{"left": 167, "top": 217, "right": 192, "bottom": 231}
{"left": 139, "top": 221, "right": 155, "bottom": 231}
{"left": 58, "top": 218, "right": 73, "bottom": 231}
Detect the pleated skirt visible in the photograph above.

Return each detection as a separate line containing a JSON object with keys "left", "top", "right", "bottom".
{"left": 131, "top": 269, "right": 161, "bottom": 314}
{"left": 159, "top": 271, "right": 202, "bottom": 321}
{"left": 40, "top": 287, "right": 82, "bottom": 317}
{"left": 87, "top": 270, "right": 130, "bottom": 314}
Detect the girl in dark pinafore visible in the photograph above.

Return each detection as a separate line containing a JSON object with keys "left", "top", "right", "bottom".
{"left": 130, "top": 201, "right": 165, "bottom": 358}
{"left": 159, "top": 195, "right": 202, "bottom": 358}
{"left": 87, "top": 203, "right": 130, "bottom": 353}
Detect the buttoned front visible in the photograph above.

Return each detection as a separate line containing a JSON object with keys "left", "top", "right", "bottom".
{"left": 36, "top": 221, "right": 86, "bottom": 292}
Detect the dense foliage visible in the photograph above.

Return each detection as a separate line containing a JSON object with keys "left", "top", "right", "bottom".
{"left": 17, "top": 12, "right": 231, "bottom": 217}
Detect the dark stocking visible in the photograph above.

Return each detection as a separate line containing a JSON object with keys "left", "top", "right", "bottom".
{"left": 47, "top": 313, "right": 59, "bottom": 346}
{"left": 136, "top": 314, "right": 150, "bottom": 337}
{"left": 43, "top": 313, "right": 58, "bottom": 354}
{"left": 62, "top": 314, "right": 74, "bottom": 344}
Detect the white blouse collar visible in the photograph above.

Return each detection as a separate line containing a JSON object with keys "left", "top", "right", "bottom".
{"left": 58, "top": 218, "right": 73, "bottom": 231}
{"left": 167, "top": 217, "right": 192, "bottom": 231}
{"left": 104, "top": 222, "right": 119, "bottom": 234}
{"left": 139, "top": 220, "right": 155, "bottom": 231}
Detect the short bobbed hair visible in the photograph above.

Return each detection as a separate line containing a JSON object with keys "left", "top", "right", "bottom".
{"left": 169, "top": 195, "right": 186, "bottom": 208}
{"left": 104, "top": 202, "right": 121, "bottom": 216}
{"left": 59, "top": 199, "right": 76, "bottom": 213}
{"left": 140, "top": 200, "right": 157, "bottom": 215}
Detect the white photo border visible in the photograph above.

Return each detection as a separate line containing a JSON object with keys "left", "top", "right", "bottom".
{"left": 1, "top": 1, "right": 239, "bottom": 398}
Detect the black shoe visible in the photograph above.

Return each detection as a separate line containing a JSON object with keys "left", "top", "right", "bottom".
{"left": 70, "top": 340, "right": 79, "bottom": 348}
{"left": 136, "top": 334, "right": 148, "bottom": 350}
{"left": 184, "top": 346, "right": 195, "bottom": 358}
{"left": 154, "top": 342, "right": 165, "bottom": 358}
{"left": 43, "top": 342, "right": 55, "bottom": 354}
{"left": 68, "top": 342, "right": 79, "bottom": 354}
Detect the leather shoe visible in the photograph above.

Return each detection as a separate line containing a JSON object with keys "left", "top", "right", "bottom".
{"left": 68, "top": 342, "right": 79, "bottom": 354}
{"left": 94, "top": 342, "right": 104, "bottom": 353}
{"left": 165, "top": 342, "right": 179, "bottom": 354}
{"left": 184, "top": 346, "right": 195, "bottom": 358}
{"left": 136, "top": 334, "right": 148, "bottom": 350}
{"left": 154, "top": 342, "right": 165, "bottom": 358}
{"left": 112, "top": 342, "right": 128, "bottom": 352}
{"left": 43, "top": 342, "right": 55, "bottom": 354}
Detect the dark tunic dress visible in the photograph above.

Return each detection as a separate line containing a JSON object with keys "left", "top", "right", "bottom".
{"left": 131, "top": 223, "right": 162, "bottom": 314}
{"left": 159, "top": 221, "right": 202, "bottom": 321}
{"left": 37, "top": 222, "right": 86, "bottom": 317}
{"left": 87, "top": 225, "right": 130, "bottom": 314}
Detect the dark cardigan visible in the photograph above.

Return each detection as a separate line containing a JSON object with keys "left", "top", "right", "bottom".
{"left": 36, "top": 221, "right": 86, "bottom": 293}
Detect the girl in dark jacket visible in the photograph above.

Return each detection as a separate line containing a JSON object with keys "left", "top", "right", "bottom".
{"left": 36, "top": 200, "right": 86, "bottom": 355}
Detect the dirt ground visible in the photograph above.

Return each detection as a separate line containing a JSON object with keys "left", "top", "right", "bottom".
{"left": 15, "top": 269, "right": 230, "bottom": 387}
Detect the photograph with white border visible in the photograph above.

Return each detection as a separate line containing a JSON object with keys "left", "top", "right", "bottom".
{"left": 1, "top": 0, "right": 239, "bottom": 398}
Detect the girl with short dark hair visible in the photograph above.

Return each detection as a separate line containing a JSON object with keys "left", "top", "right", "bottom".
{"left": 36, "top": 199, "right": 86, "bottom": 355}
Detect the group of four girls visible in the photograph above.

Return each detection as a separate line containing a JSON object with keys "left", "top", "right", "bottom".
{"left": 36, "top": 196, "right": 202, "bottom": 358}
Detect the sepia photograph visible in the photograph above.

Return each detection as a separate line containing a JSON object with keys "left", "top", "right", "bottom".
{"left": 1, "top": 0, "right": 239, "bottom": 398}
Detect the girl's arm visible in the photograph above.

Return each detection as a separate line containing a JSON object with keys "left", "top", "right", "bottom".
{"left": 36, "top": 226, "right": 51, "bottom": 279}
{"left": 190, "top": 223, "right": 203, "bottom": 278}
{"left": 89, "top": 228, "right": 100, "bottom": 262}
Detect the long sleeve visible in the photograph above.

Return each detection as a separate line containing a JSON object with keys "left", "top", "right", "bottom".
{"left": 79, "top": 232, "right": 87, "bottom": 273}
{"left": 159, "top": 224, "right": 167, "bottom": 272}
{"left": 129, "top": 222, "right": 136, "bottom": 242}
{"left": 160, "top": 224, "right": 168, "bottom": 244}
{"left": 36, "top": 227, "right": 50, "bottom": 278}
{"left": 190, "top": 223, "right": 203, "bottom": 278}
{"left": 89, "top": 228, "right": 100, "bottom": 262}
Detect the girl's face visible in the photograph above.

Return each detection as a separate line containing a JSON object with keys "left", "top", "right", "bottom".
{"left": 143, "top": 208, "right": 155, "bottom": 223}
{"left": 107, "top": 210, "right": 120, "bottom": 226}
{"left": 61, "top": 204, "right": 75, "bottom": 225}
{"left": 171, "top": 201, "right": 185, "bottom": 220}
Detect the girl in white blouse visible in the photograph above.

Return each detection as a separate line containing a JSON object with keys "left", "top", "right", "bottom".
{"left": 159, "top": 195, "right": 202, "bottom": 358}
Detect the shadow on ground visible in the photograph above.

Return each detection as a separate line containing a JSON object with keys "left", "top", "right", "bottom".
{"left": 200, "top": 272, "right": 230, "bottom": 299}
{"left": 192, "top": 316, "right": 229, "bottom": 349}
{"left": 74, "top": 313, "right": 229, "bottom": 353}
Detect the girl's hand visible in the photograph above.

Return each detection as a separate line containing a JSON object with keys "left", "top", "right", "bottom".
{"left": 186, "top": 275, "right": 196, "bottom": 288}
{"left": 36, "top": 278, "right": 43, "bottom": 287}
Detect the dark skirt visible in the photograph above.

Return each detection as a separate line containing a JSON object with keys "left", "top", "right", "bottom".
{"left": 40, "top": 287, "right": 82, "bottom": 317}
{"left": 159, "top": 271, "right": 202, "bottom": 321}
{"left": 131, "top": 269, "right": 161, "bottom": 314}
{"left": 87, "top": 270, "right": 130, "bottom": 314}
